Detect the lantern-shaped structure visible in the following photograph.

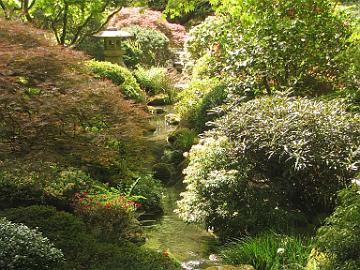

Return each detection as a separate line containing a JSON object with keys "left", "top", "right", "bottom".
{"left": 94, "top": 27, "right": 133, "bottom": 66}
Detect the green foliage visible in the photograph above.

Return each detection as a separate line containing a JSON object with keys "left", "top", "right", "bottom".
{"left": 184, "top": 16, "right": 225, "bottom": 62}
{"left": 191, "top": 54, "right": 213, "bottom": 79}
{"left": 122, "top": 25, "right": 172, "bottom": 67}
{"left": 314, "top": 184, "right": 360, "bottom": 270}
{"left": 118, "top": 175, "right": 164, "bottom": 214}
{"left": 177, "top": 96, "right": 360, "bottom": 239}
{"left": 0, "top": 205, "right": 179, "bottom": 270}
{"left": 165, "top": 0, "right": 213, "bottom": 18}
{"left": 222, "top": 232, "right": 312, "bottom": 270}
{"left": 0, "top": 217, "right": 64, "bottom": 270}
{"left": 77, "top": 36, "right": 104, "bottom": 59}
{"left": 86, "top": 60, "right": 145, "bottom": 102}
{"left": 0, "top": 162, "right": 95, "bottom": 209}
{"left": 168, "top": 128, "right": 198, "bottom": 153}
{"left": 134, "top": 66, "right": 176, "bottom": 105}
{"left": 182, "top": 0, "right": 351, "bottom": 96}
{"left": 0, "top": 0, "right": 143, "bottom": 46}
{"left": 0, "top": 161, "right": 158, "bottom": 221}
{"left": 87, "top": 241, "right": 180, "bottom": 270}
{"left": 33, "top": 0, "right": 125, "bottom": 46}
{"left": 134, "top": 66, "right": 174, "bottom": 97}
{"left": 176, "top": 79, "right": 227, "bottom": 132}
{"left": 73, "top": 188, "right": 143, "bottom": 243}
{"left": 147, "top": 0, "right": 167, "bottom": 10}
{"left": 176, "top": 79, "right": 216, "bottom": 123}
{"left": 122, "top": 40, "right": 143, "bottom": 68}
{"left": 0, "top": 205, "right": 90, "bottom": 270}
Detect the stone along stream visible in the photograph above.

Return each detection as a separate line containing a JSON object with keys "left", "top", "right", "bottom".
{"left": 145, "top": 105, "right": 221, "bottom": 270}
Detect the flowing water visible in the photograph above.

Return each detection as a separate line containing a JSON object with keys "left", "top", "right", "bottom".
{"left": 145, "top": 106, "right": 221, "bottom": 270}
{"left": 144, "top": 184, "right": 219, "bottom": 269}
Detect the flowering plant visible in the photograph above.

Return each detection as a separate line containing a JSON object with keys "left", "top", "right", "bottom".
{"left": 72, "top": 187, "right": 145, "bottom": 242}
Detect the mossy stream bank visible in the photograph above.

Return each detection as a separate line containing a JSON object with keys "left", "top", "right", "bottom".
{"left": 145, "top": 105, "right": 222, "bottom": 270}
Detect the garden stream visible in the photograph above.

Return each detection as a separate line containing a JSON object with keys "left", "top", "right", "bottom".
{"left": 144, "top": 105, "right": 221, "bottom": 270}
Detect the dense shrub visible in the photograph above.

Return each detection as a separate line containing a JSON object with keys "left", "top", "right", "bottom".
{"left": 313, "top": 184, "right": 360, "bottom": 270}
{"left": 342, "top": 8, "right": 360, "bottom": 108}
{"left": 183, "top": 0, "right": 351, "bottom": 96}
{"left": 184, "top": 16, "right": 225, "bottom": 62}
{"left": 118, "top": 175, "right": 164, "bottom": 214}
{"left": 177, "top": 96, "right": 360, "bottom": 239}
{"left": 176, "top": 79, "right": 227, "bottom": 131}
{"left": 0, "top": 206, "right": 179, "bottom": 270}
{"left": 0, "top": 161, "right": 155, "bottom": 232}
{"left": 0, "top": 217, "right": 64, "bottom": 270}
{"left": 86, "top": 60, "right": 145, "bottom": 102}
{"left": 0, "top": 162, "right": 95, "bottom": 209}
{"left": 73, "top": 189, "right": 142, "bottom": 243}
{"left": 222, "top": 232, "right": 312, "bottom": 270}
{"left": 108, "top": 7, "right": 187, "bottom": 47}
{"left": 0, "top": 19, "right": 150, "bottom": 180}
{"left": 0, "top": 205, "right": 92, "bottom": 270}
{"left": 122, "top": 25, "right": 172, "bottom": 67}
{"left": 177, "top": 136, "right": 293, "bottom": 239}
{"left": 76, "top": 36, "right": 104, "bottom": 60}
{"left": 87, "top": 241, "right": 180, "bottom": 270}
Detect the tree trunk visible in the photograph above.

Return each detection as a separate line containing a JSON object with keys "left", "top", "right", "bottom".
{"left": 60, "top": 3, "right": 69, "bottom": 45}
{"left": 22, "top": 0, "right": 33, "bottom": 22}
{"left": 0, "top": 0, "right": 9, "bottom": 19}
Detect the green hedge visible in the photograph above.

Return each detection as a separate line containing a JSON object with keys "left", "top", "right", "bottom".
{"left": 86, "top": 60, "right": 145, "bottom": 102}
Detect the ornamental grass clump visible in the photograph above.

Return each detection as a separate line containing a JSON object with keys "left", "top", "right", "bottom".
{"left": 177, "top": 95, "right": 360, "bottom": 239}
{"left": 222, "top": 232, "right": 312, "bottom": 270}
{"left": 134, "top": 66, "right": 175, "bottom": 101}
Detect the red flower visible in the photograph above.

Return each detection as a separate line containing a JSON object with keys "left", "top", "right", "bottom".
{"left": 105, "top": 202, "right": 112, "bottom": 208}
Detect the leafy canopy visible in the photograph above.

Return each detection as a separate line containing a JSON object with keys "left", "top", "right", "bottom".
{"left": 0, "top": 0, "right": 147, "bottom": 46}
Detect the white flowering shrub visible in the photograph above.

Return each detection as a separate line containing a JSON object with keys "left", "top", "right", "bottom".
{"left": 177, "top": 96, "right": 360, "bottom": 239}
{"left": 0, "top": 218, "right": 64, "bottom": 270}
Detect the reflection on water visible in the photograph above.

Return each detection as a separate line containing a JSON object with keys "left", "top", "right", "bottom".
{"left": 148, "top": 105, "right": 177, "bottom": 140}
{"left": 145, "top": 105, "right": 221, "bottom": 270}
{"left": 143, "top": 185, "right": 219, "bottom": 270}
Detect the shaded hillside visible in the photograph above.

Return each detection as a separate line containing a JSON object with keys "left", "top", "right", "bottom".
{"left": 0, "top": 19, "right": 150, "bottom": 177}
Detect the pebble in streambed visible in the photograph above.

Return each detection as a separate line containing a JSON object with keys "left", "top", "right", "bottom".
{"left": 181, "top": 254, "right": 222, "bottom": 270}
{"left": 181, "top": 259, "right": 206, "bottom": 270}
